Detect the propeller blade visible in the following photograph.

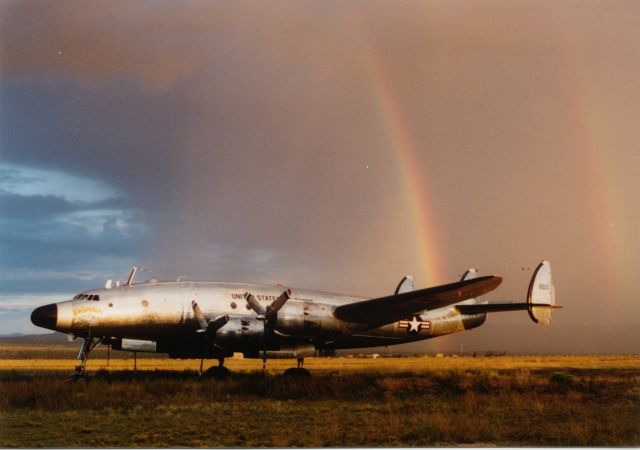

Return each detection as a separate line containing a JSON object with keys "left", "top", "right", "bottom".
{"left": 265, "top": 288, "right": 291, "bottom": 324}
{"left": 191, "top": 300, "right": 208, "bottom": 332}
{"left": 244, "top": 293, "right": 266, "bottom": 316}
{"left": 207, "top": 314, "right": 229, "bottom": 333}
{"left": 268, "top": 289, "right": 291, "bottom": 314}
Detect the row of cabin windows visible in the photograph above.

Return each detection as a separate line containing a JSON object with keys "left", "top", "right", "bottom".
{"left": 73, "top": 294, "right": 100, "bottom": 301}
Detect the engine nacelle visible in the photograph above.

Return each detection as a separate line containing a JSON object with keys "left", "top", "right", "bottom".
{"left": 215, "top": 317, "right": 264, "bottom": 347}
{"left": 243, "top": 344, "right": 316, "bottom": 359}
{"left": 276, "top": 302, "right": 343, "bottom": 337}
{"left": 111, "top": 338, "right": 158, "bottom": 353}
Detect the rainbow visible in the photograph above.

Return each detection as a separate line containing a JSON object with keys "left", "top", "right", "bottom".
{"left": 364, "top": 48, "right": 444, "bottom": 287}
{"left": 553, "top": 20, "right": 628, "bottom": 297}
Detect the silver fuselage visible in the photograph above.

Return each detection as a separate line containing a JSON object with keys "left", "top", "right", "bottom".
{"left": 46, "top": 281, "right": 487, "bottom": 358}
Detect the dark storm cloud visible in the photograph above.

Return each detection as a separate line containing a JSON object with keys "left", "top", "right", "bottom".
{"left": 1, "top": 78, "right": 187, "bottom": 205}
{"left": 0, "top": 161, "right": 150, "bottom": 295}
{"left": 0, "top": 190, "right": 149, "bottom": 293}
{"left": 0, "top": 191, "right": 77, "bottom": 219}
{"left": 0, "top": 1, "right": 638, "bottom": 351}
{"left": 1, "top": 0, "right": 399, "bottom": 288}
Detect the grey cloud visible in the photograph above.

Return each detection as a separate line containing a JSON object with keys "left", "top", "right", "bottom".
{"left": 0, "top": 1, "right": 638, "bottom": 350}
{"left": 0, "top": 191, "right": 78, "bottom": 219}
{"left": 0, "top": 188, "right": 150, "bottom": 294}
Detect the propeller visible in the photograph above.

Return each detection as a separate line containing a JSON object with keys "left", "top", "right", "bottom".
{"left": 245, "top": 289, "right": 291, "bottom": 331}
{"left": 191, "top": 300, "right": 229, "bottom": 346}
{"left": 244, "top": 288, "right": 291, "bottom": 368}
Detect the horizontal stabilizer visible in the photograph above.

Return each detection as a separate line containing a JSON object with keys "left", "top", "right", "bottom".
{"left": 456, "top": 260, "right": 560, "bottom": 325}
{"left": 334, "top": 275, "right": 502, "bottom": 327}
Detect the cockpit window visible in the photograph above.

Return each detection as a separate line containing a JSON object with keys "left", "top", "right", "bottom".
{"left": 75, "top": 293, "right": 99, "bottom": 300}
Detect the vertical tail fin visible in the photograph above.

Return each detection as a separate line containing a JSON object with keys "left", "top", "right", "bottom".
{"left": 527, "top": 260, "right": 556, "bottom": 325}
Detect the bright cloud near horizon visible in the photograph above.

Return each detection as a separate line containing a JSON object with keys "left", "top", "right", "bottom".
{"left": 1, "top": 1, "right": 638, "bottom": 353}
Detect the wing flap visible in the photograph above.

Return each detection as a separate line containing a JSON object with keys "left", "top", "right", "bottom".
{"left": 333, "top": 275, "right": 502, "bottom": 326}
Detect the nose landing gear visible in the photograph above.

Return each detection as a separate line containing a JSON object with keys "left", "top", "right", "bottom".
{"left": 72, "top": 336, "right": 102, "bottom": 382}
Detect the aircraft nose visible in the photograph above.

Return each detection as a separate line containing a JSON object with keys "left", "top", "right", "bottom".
{"left": 31, "top": 303, "right": 58, "bottom": 330}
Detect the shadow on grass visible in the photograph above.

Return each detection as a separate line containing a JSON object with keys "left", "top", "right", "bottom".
{"left": 2, "top": 366, "right": 638, "bottom": 410}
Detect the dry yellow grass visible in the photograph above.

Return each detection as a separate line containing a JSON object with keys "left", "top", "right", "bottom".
{"left": 2, "top": 355, "right": 638, "bottom": 446}
{"left": 1, "top": 354, "right": 638, "bottom": 373}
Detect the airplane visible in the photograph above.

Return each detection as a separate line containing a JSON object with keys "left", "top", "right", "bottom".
{"left": 30, "top": 260, "right": 559, "bottom": 380}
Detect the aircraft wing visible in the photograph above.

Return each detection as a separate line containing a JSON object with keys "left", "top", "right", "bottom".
{"left": 333, "top": 275, "right": 502, "bottom": 327}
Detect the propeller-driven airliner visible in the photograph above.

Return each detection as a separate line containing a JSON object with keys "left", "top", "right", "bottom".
{"left": 31, "top": 261, "right": 559, "bottom": 379}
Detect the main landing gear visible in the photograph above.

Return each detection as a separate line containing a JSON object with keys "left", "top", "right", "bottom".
{"left": 283, "top": 357, "right": 311, "bottom": 378}
{"left": 204, "top": 358, "right": 231, "bottom": 379}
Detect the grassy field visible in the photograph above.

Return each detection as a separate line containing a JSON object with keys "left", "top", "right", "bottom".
{"left": 0, "top": 355, "right": 638, "bottom": 447}
{"left": 0, "top": 354, "right": 638, "bottom": 372}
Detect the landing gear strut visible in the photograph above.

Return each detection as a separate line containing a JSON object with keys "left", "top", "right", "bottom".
{"left": 73, "top": 336, "right": 101, "bottom": 381}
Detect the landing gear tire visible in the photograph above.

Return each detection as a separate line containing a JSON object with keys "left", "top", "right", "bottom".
{"left": 72, "top": 372, "right": 88, "bottom": 384}
{"left": 205, "top": 366, "right": 230, "bottom": 379}
{"left": 283, "top": 368, "right": 311, "bottom": 379}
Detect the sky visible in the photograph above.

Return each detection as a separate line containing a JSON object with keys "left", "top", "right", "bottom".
{"left": 1, "top": 0, "right": 638, "bottom": 354}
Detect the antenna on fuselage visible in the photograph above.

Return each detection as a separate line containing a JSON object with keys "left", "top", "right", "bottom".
{"left": 126, "top": 266, "right": 138, "bottom": 287}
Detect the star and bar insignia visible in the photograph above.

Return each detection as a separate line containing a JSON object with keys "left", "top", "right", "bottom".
{"left": 398, "top": 316, "right": 431, "bottom": 333}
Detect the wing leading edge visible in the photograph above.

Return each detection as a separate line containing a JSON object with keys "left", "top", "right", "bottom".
{"left": 333, "top": 275, "right": 502, "bottom": 327}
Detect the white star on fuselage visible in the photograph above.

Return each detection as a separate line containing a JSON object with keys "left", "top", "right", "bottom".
{"left": 408, "top": 316, "right": 421, "bottom": 333}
